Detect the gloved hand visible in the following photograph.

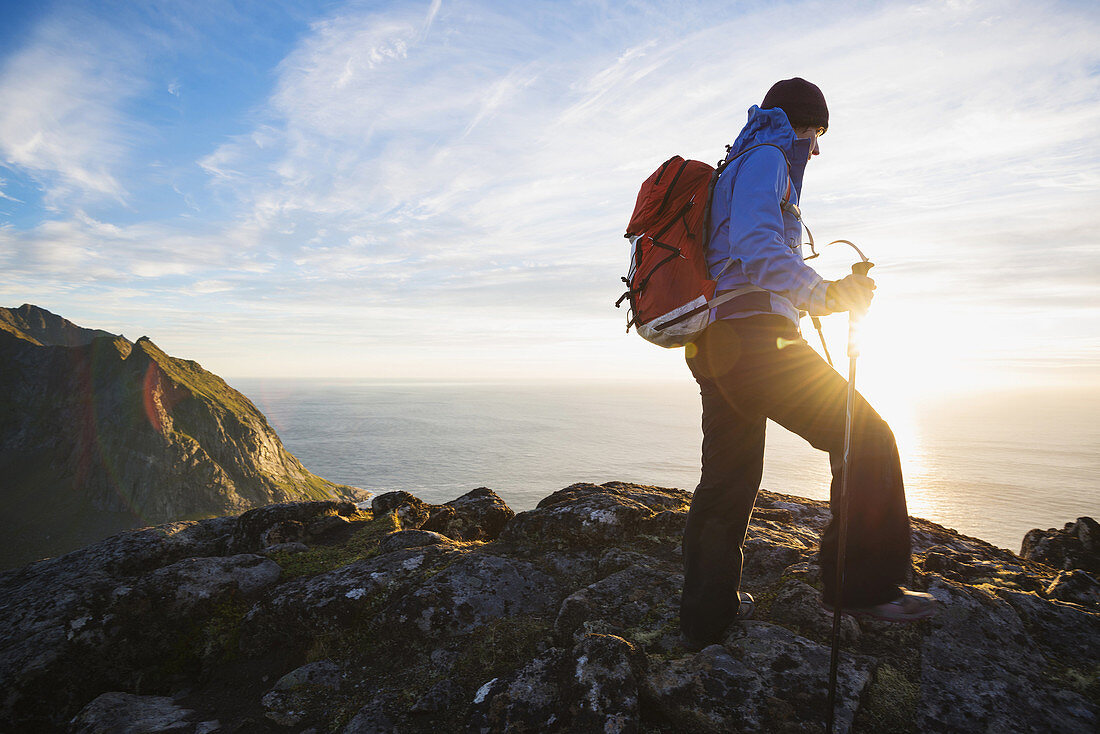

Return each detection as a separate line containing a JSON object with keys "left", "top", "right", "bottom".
{"left": 826, "top": 273, "right": 875, "bottom": 314}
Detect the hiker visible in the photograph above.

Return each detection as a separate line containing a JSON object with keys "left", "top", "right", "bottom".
{"left": 679, "top": 78, "right": 935, "bottom": 648}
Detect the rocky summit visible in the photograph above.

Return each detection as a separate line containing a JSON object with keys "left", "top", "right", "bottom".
{"left": 0, "top": 305, "right": 366, "bottom": 569}
{"left": 0, "top": 482, "right": 1096, "bottom": 733}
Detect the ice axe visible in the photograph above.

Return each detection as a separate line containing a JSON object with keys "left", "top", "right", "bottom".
{"left": 825, "top": 253, "right": 873, "bottom": 733}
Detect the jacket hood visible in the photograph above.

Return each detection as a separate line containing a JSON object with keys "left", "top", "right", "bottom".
{"left": 726, "top": 105, "right": 812, "bottom": 193}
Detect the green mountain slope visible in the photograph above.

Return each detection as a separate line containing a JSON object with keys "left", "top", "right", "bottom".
{"left": 0, "top": 305, "right": 366, "bottom": 568}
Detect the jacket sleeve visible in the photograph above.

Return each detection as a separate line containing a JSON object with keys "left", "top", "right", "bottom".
{"left": 726, "top": 149, "right": 830, "bottom": 315}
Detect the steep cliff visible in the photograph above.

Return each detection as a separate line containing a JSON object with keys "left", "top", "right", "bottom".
{"left": 0, "top": 305, "right": 366, "bottom": 568}
{"left": 0, "top": 483, "right": 1096, "bottom": 733}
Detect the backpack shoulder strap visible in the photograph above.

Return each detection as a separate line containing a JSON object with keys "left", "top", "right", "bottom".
{"left": 717, "top": 143, "right": 794, "bottom": 208}
{"left": 712, "top": 143, "right": 798, "bottom": 278}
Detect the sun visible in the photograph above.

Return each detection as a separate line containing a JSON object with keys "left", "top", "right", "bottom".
{"left": 802, "top": 294, "right": 971, "bottom": 490}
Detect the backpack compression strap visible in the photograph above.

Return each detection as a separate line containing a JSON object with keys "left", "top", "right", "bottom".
{"left": 652, "top": 285, "right": 765, "bottom": 332}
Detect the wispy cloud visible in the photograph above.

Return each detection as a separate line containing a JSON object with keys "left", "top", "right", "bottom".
{"left": 0, "top": 176, "right": 23, "bottom": 203}
{"left": 0, "top": 9, "right": 143, "bottom": 205}
{"left": 0, "top": 212, "right": 261, "bottom": 284}
{"left": 422, "top": 0, "right": 443, "bottom": 37}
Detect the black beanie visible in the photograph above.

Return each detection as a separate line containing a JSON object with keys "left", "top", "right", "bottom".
{"left": 761, "top": 78, "right": 829, "bottom": 131}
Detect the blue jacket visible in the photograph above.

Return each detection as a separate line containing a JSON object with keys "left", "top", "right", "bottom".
{"left": 707, "top": 105, "right": 828, "bottom": 325}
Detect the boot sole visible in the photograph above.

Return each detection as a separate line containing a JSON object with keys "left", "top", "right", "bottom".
{"left": 819, "top": 599, "right": 936, "bottom": 623}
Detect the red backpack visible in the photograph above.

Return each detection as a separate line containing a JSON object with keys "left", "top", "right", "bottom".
{"left": 616, "top": 146, "right": 791, "bottom": 347}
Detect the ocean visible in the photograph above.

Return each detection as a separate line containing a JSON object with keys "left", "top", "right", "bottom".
{"left": 236, "top": 379, "right": 1099, "bottom": 553}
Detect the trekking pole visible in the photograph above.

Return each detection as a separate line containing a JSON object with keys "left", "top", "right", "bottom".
{"left": 825, "top": 257, "right": 874, "bottom": 734}
{"left": 806, "top": 239, "right": 867, "bottom": 370}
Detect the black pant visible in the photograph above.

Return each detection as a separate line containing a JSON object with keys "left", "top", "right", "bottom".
{"left": 679, "top": 315, "right": 911, "bottom": 642}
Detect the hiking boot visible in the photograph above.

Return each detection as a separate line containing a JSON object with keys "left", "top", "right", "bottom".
{"left": 822, "top": 588, "right": 937, "bottom": 623}
{"left": 735, "top": 591, "right": 755, "bottom": 620}
{"left": 680, "top": 592, "right": 756, "bottom": 651}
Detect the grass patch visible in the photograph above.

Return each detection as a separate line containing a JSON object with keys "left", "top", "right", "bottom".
{"left": 272, "top": 475, "right": 349, "bottom": 502}
{"left": 749, "top": 574, "right": 795, "bottom": 623}
{"left": 138, "top": 338, "right": 258, "bottom": 420}
{"left": 969, "top": 572, "right": 1028, "bottom": 591}
{"left": 853, "top": 663, "right": 920, "bottom": 734}
{"left": 269, "top": 512, "right": 401, "bottom": 580}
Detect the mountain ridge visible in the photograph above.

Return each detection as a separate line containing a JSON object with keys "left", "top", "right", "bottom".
{"left": 0, "top": 303, "right": 120, "bottom": 347}
{"left": 0, "top": 305, "right": 366, "bottom": 569}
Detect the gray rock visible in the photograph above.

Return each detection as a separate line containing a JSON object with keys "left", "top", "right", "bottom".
{"left": 920, "top": 544, "right": 1045, "bottom": 592}
{"left": 596, "top": 549, "right": 653, "bottom": 576}
{"left": 229, "top": 501, "right": 361, "bottom": 553}
{"left": 371, "top": 491, "right": 431, "bottom": 530}
{"left": 381, "top": 553, "right": 561, "bottom": 637}
{"left": 537, "top": 550, "right": 601, "bottom": 584}
{"left": 260, "top": 689, "right": 305, "bottom": 727}
{"left": 306, "top": 514, "right": 353, "bottom": 538}
{"left": 10, "top": 515, "right": 236, "bottom": 582}
{"left": 782, "top": 559, "right": 824, "bottom": 586}
{"left": 243, "top": 546, "right": 457, "bottom": 646}
{"left": 468, "top": 651, "right": 567, "bottom": 732}
{"left": 553, "top": 563, "right": 681, "bottom": 649}
{"left": 410, "top": 678, "right": 465, "bottom": 713}
{"left": 740, "top": 535, "right": 804, "bottom": 583}
{"left": 919, "top": 578, "right": 1098, "bottom": 733}
{"left": 342, "top": 700, "right": 395, "bottom": 734}
{"left": 500, "top": 481, "right": 690, "bottom": 547}
{"left": 994, "top": 586, "right": 1100, "bottom": 662}
{"left": 422, "top": 486, "right": 515, "bottom": 541}
{"left": 768, "top": 579, "right": 860, "bottom": 644}
{"left": 469, "top": 634, "right": 645, "bottom": 733}
{"left": 138, "top": 554, "right": 281, "bottom": 615}
{"left": 0, "top": 540, "right": 275, "bottom": 730}
{"left": 1021, "top": 517, "right": 1100, "bottom": 574}
{"left": 263, "top": 659, "right": 353, "bottom": 727}
{"left": 757, "top": 493, "right": 831, "bottom": 529}
{"left": 69, "top": 692, "right": 194, "bottom": 733}
{"left": 429, "top": 647, "right": 459, "bottom": 672}
{"left": 1045, "top": 569, "right": 1100, "bottom": 606}
{"left": 261, "top": 541, "right": 309, "bottom": 556}
{"left": 644, "top": 621, "right": 873, "bottom": 733}
{"left": 272, "top": 660, "right": 343, "bottom": 691}
{"left": 570, "top": 634, "right": 648, "bottom": 733}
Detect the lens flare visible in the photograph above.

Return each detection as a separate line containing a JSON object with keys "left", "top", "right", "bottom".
{"left": 143, "top": 361, "right": 166, "bottom": 435}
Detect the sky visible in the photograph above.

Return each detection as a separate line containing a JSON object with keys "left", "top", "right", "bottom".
{"left": 1, "top": 0, "right": 1098, "bottom": 406}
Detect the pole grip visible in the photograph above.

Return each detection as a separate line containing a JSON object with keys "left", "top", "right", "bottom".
{"left": 852, "top": 260, "right": 874, "bottom": 277}
{"left": 846, "top": 260, "right": 874, "bottom": 358}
